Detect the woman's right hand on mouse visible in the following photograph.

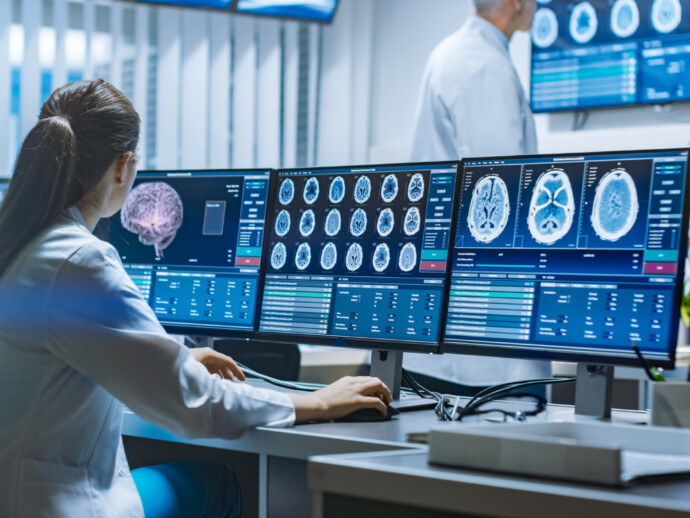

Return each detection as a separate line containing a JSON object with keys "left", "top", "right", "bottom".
{"left": 288, "top": 376, "right": 392, "bottom": 423}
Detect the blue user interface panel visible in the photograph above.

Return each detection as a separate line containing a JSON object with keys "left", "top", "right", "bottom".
{"left": 258, "top": 163, "right": 458, "bottom": 350}
{"left": 234, "top": 0, "right": 338, "bottom": 23}
{"left": 443, "top": 150, "right": 689, "bottom": 366}
{"left": 105, "top": 169, "right": 271, "bottom": 334}
{"left": 531, "top": 0, "right": 690, "bottom": 112}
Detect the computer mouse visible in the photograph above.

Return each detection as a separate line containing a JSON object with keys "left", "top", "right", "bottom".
{"left": 337, "top": 404, "right": 400, "bottom": 422}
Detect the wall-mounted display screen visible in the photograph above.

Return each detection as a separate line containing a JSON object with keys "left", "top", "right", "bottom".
{"left": 233, "top": 0, "right": 338, "bottom": 23}
{"left": 132, "top": 0, "right": 232, "bottom": 8}
{"left": 531, "top": 0, "right": 690, "bottom": 112}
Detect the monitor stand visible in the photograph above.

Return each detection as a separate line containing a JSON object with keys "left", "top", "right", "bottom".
{"left": 574, "top": 363, "right": 614, "bottom": 419}
{"left": 370, "top": 349, "right": 437, "bottom": 412}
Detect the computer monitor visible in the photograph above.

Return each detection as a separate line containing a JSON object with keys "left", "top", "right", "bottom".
{"left": 443, "top": 149, "right": 689, "bottom": 416}
{"left": 232, "top": 0, "right": 339, "bottom": 23}
{"left": 257, "top": 162, "right": 460, "bottom": 397}
{"left": 531, "top": 0, "right": 690, "bottom": 112}
{"left": 0, "top": 178, "right": 9, "bottom": 206}
{"left": 99, "top": 169, "right": 272, "bottom": 338}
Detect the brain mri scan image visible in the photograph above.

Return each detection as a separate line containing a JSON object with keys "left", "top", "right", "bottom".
{"left": 610, "top": 0, "right": 639, "bottom": 37}
{"left": 403, "top": 207, "right": 421, "bottom": 236}
{"left": 345, "top": 243, "right": 363, "bottom": 272}
{"left": 279, "top": 178, "right": 295, "bottom": 205}
{"left": 295, "top": 242, "right": 312, "bottom": 270}
{"left": 527, "top": 168, "right": 576, "bottom": 245}
{"left": 121, "top": 182, "right": 184, "bottom": 258}
{"left": 350, "top": 208, "right": 368, "bottom": 237}
{"left": 381, "top": 174, "right": 399, "bottom": 203}
{"left": 407, "top": 173, "right": 425, "bottom": 202}
{"left": 377, "top": 208, "right": 395, "bottom": 237}
{"left": 320, "top": 242, "right": 338, "bottom": 270}
{"left": 467, "top": 175, "right": 510, "bottom": 243}
{"left": 324, "top": 208, "right": 342, "bottom": 237}
{"left": 532, "top": 8, "right": 559, "bottom": 48}
{"left": 591, "top": 168, "right": 639, "bottom": 241}
{"left": 299, "top": 209, "right": 316, "bottom": 237}
{"left": 329, "top": 176, "right": 346, "bottom": 204}
{"left": 398, "top": 243, "right": 417, "bottom": 273}
{"left": 270, "top": 242, "right": 287, "bottom": 270}
{"left": 570, "top": 2, "right": 598, "bottom": 44}
{"left": 303, "top": 177, "right": 320, "bottom": 205}
{"left": 372, "top": 243, "right": 391, "bottom": 272}
{"left": 275, "top": 209, "right": 291, "bottom": 237}
{"left": 354, "top": 175, "right": 371, "bottom": 204}
{"left": 651, "top": 0, "right": 682, "bottom": 33}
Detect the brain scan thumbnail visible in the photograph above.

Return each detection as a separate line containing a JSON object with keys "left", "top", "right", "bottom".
{"left": 121, "top": 182, "right": 183, "bottom": 258}
{"left": 610, "top": 0, "right": 639, "bottom": 38}
{"left": 295, "top": 242, "right": 312, "bottom": 270}
{"left": 377, "top": 208, "right": 395, "bottom": 237}
{"left": 532, "top": 8, "right": 559, "bottom": 48}
{"left": 345, "top": 243, "right": 363, "bottom": 272}
{"left": 381, "top": 174, "right": 399, "bottom": 203}
{"left": 651, "top": 0, "right": 682, "bottom": 33}
{"left": 404, "top": 207, "right": 421, "bottom": 236}
{"left": 270, "top": 242, "right": 287, "bottom": 270}
{"left": 591, "top": 168, "right": 639, "bottom": 242}
{"left": 275, "top": 209, "right": 291, "bottom": 237}
{"left": 354, "top": 175, "right": 371, "bottom": 204}
{"left": 398, "top": 243, "right": 417, "bottom": 273}
{"left": 372, "top": 243, "right": 391, "bottom": 272}
{"left": 320, "top": 242, "right": 338, "bottom": 270}
{"left": 303, "top": 177, "right": 320, "bottom": 205}
{"left": 407, "top": 173, "right": 425, "bottom": 202}
{"left": 325, "top": 208, "right": 342, "bottom": 237}
{"left": 299, "top": 209, "right": 316, "bottom": 237}
{"left": 329, "top": 176, "right": 346, "bottom": 204}
{"left": 279, "top": 178, "right": 295, "bottom": 205}
{"left": 527, "top": 168, "right": 576, "bottom": 245}
{"left": 467, "top": 175, "right": 510, "bottom": 244}
{"left": 350, "top": 208, "right": 368, "bottom": 237}
{"left": 570, "top": 2, "right": 598, "bottom": 44}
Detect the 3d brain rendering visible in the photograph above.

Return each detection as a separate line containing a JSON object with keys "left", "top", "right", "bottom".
{"left": 468, "top": 175, "right": 510, "bottom": 243}
{"left": 527, "top": 169, "right": 575, "bottom": 245}
{"left": 121, "top": 182, "right": 184, "bottom": 258}
{"left": 591, "top": 168, "right": 639, "bottom": 241}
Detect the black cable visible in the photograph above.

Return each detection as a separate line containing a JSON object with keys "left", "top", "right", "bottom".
{"left": 401, "top": 369, "right": 453, "bottom": 421}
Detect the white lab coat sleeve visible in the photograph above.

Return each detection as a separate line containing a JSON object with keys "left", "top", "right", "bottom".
{"left": 450, "top": 64, "right": 528, "bottom": 158}
{"left": 43, "top": 241, "right": 296, "bottom": 439}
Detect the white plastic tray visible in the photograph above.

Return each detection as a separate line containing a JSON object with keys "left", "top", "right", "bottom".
{"left": 429, "top": 421, "right": 690, "bottom": 486}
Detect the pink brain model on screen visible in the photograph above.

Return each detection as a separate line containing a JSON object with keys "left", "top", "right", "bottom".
{"left": 121, "top": 182, "right": 184, "bottom": 258}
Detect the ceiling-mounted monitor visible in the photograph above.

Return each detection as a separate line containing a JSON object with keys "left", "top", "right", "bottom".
{"left": 232, "top": 0, "right": 339, "bottom": 23}
{"left": 131, "top": 0, "right": 232, "bottom": 9}
{"left": 530, "top": 0, "right": 690, "bottom": 112}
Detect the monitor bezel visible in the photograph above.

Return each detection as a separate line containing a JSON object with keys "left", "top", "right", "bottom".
{"left": 230, "top": 0, "right": 340, "bottom": 24}
{"left": 255, "top": 160, "right": 462, "bottom": 354}
{"left": 440, "top": 148, "right": 690, "bottom": 369}
{"left": 113, "top": 167, "right": 275, "bottom": 340}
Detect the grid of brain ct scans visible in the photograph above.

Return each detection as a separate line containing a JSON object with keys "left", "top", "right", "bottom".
{"left": 260, "top": 163, "right": 458, "bottom": 344}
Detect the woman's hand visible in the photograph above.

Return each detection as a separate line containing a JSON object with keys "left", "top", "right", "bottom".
{"left": 288, "top": 376, "right": 392, "bottom": 423}
{"left": 189, "top": 347, "right": 246, "bottom": 382}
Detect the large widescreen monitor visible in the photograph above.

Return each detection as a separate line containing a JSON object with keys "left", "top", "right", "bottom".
{"left": 443, "top": 149, "right": 689, "bottom": 370}
{"left": 257, "top": 162, "right": 459, "bottom": 353}
{"left": 232, "top": 0, "right": 339, "bottom": 23}
{"left": 100, "top": 169, "right": 272, "bottom": 337}
{"left": 531, "top": 0, "right": 690, "bottom": 112}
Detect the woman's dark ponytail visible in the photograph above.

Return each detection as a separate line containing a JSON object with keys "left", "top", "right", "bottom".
{"left": 0, "top": 80, "right": 140, "bottom": 277}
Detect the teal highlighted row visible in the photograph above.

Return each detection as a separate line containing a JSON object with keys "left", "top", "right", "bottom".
{"left": 237, "top": 247, "right": 262, "bottom": 257}
{"left": 644, "top": 250, "right": 678, "bottom": 262}
{"left": 533, "top": 66, "right": 630, "bottom": 83}
{"left": 264, "top": 290, "right": 331, "bottom": 298}
{"left": 451, "top": 291, "right": 534, "bottom": 299}
{"left": 421, "top": 250, "right": 448, "bottom": 260}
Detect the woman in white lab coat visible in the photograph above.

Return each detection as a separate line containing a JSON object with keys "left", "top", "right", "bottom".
{"left": 0, "top": 79, "right": 391, "bottom": 518}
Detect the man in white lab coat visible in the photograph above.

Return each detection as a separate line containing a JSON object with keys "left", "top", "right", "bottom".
{"left": 404, "top": 0, "right": 551, "bottom": 393}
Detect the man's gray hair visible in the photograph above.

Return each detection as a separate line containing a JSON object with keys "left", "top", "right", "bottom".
{"left": 473, "top": 0, "right": 506, "bottom": 14}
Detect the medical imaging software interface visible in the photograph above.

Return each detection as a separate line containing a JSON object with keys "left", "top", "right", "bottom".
{"left": 106, "top": 170, "right": 270, "bottom": 332}
{"left": 445, "top": 150, "right": 688, "bottom": 363}
{"left": 258, "top": 163, "right": 458, "bottom": 346}
{"left": 531, "top": 0, "right": 690, "bottom": 111}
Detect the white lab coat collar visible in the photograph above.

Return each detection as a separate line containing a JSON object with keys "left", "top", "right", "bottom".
{"left": 468, "top": 15, "right": 509, "bottom": 51}
{"left": 64, "top": 206, "right": 87, "bottom": 228}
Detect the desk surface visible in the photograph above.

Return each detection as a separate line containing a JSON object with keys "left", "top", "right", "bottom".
{"left": 309, "top": 449, "right": 690, "bottom": 518}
